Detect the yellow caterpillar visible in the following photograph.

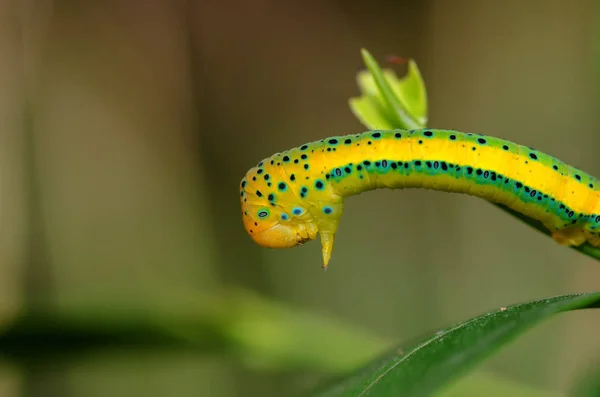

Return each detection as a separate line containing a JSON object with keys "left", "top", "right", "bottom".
{"left": 240, "top": 129, "right": 600, "bottom": 269}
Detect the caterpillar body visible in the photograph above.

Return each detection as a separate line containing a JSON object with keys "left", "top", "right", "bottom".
{"left": 240, "top": 129, "right": 600, "bottom": 269}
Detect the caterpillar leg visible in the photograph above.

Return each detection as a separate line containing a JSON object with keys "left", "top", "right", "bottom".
{"left": 583, "top": 230, "right": 600, "bottom": 247}
{"left": 552, "top": 227, "right": 587, "bottom": 247}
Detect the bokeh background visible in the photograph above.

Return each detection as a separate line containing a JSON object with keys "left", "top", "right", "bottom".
{"left": 1, "top": 0, "right": 600, "bottom": 396}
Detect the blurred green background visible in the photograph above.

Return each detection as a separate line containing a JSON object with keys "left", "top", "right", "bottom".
{"left": 2, "top": 0, "right": 600, "bottom": 396}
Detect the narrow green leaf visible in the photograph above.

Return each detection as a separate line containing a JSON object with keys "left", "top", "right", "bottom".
{"left": 387, "top": 59, "right": 428, "bottom": 126}
{"left": 349, "top": 70, "right": 402, "bottom": 130}
{"left": 0, "top": 290, "right": 388, "bottom": 371}
{"left": 349, "top": 90, "right": 396, "bottom": 131}
{"left": 310, "top": 292, "right": 600, "bottom": 397}
{"left": 350, "top": 49, "right": 427, "bottom": 129}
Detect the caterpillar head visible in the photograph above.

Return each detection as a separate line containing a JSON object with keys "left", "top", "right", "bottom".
{"left": 240, "top": 174, "right": 341, "bottom": 269}
{"left": 241, "top": 202, "right": 319, "bottom": 248}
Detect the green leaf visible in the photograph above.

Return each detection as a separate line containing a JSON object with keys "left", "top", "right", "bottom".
{"left": 349, "top": 86, "right": 396, "bottom": 130}
{"left": 387, "top": 59, "right": 428, "bottom": 126}
{"left": 0, "top": 289, "right": 389, "bottom": 372}
{"left": 349, "top": 49, "right": 427, "bottom": 130}
{"left": 309, "top": 292, "right": 600, "bottom": 397}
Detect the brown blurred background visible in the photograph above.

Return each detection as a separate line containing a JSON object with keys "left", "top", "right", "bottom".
{"left": 1, "top": 0, "right": 600, "bottom": 396}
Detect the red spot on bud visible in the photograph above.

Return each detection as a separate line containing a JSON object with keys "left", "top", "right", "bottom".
{"left": 387, "top": 55, "right": 409, "bottom": 65}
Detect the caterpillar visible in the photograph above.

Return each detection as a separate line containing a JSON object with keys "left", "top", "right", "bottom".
{"left": 240, "top": 129, "right": 600, "bottom": 269}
